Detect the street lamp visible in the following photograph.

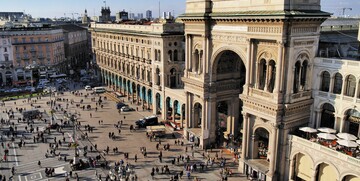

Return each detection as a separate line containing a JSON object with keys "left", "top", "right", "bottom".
{"left": 66, "top": 113, "right": 79, "bottom": 165}
{"left": 25, "top": 63, "right": 37, "bottom": 92}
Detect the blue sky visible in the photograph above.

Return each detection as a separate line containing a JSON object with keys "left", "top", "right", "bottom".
{"left": 0, "top": 0, "right": 359, "bottom": 18}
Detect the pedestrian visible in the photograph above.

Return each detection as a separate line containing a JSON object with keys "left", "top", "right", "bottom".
{"left": 38, "top": 160, "right": 41, "bottom": 167}
{"left": 134, "top": 154, "right": 137, "bottom": 162}
{"left": 90, "top": 113, "right": 92, "bottom": 118}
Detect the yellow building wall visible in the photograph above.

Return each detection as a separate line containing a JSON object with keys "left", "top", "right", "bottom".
{"left": 296, "top": 154, "right": 313, "bottom": 181}
{"left": 318, "top": 163, "right": 337, "bottom": 181}
{"left": 344, "top": 175, "right": 360, "bottom": 181}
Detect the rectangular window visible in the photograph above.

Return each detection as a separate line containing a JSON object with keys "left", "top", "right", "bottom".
{"left": 4, "top": 54, "right": 9, "bottom": 61}
{"left": 4, "top": 47, "right": 7, "bottom": 52}
{"left": 14, "top": 38, "right": 18, "bottom": 43}
{"left": 30, "top": 37, "right": 34, "bottom": 42}
{"left": 22, "top": 38, "right": 26, "bottom": 43}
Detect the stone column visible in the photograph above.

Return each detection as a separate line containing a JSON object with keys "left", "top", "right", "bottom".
{"left": 274, "top": 42, "right": 284, "bottom": 93}
{"left": 241, "top": 113, "right": 249, "bottom": 159}
{"left": 288, "top": 158, "right": 294, "bottom": 180}
{"left": 255, "top": 62, "right": 260, "bottom": 89}
{"left": 268, "top": 125, "right": 278, "bottom": 177}
{"left": 315, "top": 109, "right": 322, "bottom": 128}
{"left": 354, "top": 81, "right": 359, "bottom": 98}
{"left": 264, "top": 63, "right": 270, "bottom": 92}
{"left": 245, "top": 39, "right": 251, "bottom": 90}
{"left": 239, "top": 112, "right": 249, "bottom": 174}
{"left": 339, "top": 116, "right": 346, "bottom": 132}
{"left": 329, "top": 75, "right": 335, "bottom": 93}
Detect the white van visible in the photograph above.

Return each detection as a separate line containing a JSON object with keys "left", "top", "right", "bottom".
{"left": 93, "top": 87, "right": 106, "bottom": 93}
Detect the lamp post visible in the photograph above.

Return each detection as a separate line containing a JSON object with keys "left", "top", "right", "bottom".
{"left": 67, "top": 113, "right": 79, "bottom": 165}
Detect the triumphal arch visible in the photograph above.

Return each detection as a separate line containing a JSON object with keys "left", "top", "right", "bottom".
{"left": 180, "top": 0, "right": 330, "bottom": 180}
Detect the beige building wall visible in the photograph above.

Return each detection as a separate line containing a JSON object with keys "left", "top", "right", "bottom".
{"left": 90, "top": 22, "right": 187, "bottom": 125}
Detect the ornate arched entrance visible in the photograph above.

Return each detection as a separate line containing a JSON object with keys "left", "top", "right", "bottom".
{"left": 211, "top": 50, "right": 246, "bottom": 146}
{"left": 253, "top": 127, "right": 269, "bottom": 160}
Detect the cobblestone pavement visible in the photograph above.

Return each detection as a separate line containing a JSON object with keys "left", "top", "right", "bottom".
{"left": 0, "top": 81, "right": 248, "bottom": 181}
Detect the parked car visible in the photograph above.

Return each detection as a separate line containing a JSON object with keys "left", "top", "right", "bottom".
{"left": 120, "top": 106, "right": 135, "bottom": 112}
{"left": 135, "top": 115, "right": 159, "bottom": 128}
{"left": 85, "top": 85, "right": 92, "bottom": 91}
{"left": 10, "top": 88, "right": 21, "bottom": 93}
{"left": 116, "top": 102, "right": 127, "bottom": 109}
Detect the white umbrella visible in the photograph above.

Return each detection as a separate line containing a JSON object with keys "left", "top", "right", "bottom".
{"left": 337, "top": 140, "right": 358, "bottom": 147}
{"left": 317, "top": 127, "right": 337, "bottom": 134}
{"left": 356, "top": 140, "right": 360, "bottom": 144}
{"left": 299, "top": 127, "right": 317, "bottom": 133}
{"left": 317, "top": 133, "right": 337, "bottom": 140}
{"left": 336, "top": 133, "right": 358, "bottom": 141}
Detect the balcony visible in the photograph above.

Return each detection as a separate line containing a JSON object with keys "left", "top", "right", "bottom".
{"left": 289, "top": 135, "right": 360, "bottom": 180}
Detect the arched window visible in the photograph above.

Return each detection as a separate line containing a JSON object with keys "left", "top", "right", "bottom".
{"left": 345, "top": 75, "right": 356, "bottom": 97}
{"left": 268, "top": 60, "right": 276, "bottom": 93}
{"left": 320, "top": 103, "right": 335, "bottom": 128}
{"left": 170, "top": 68, "right": 177, "bottom": 88}
{"left": 333, "top": 73, "right": 343, "bottom": 94}
{"left": 154, "top": 49, "right": 158, "bottom": 60}
{"left": 320, "top": 71, "right": 330, "bottom": 92}
{"left": 141, "top": 69, "right": 145, "bottom": 80}
{"left": 259, "top": 59, "right": 267, "bottom": 90}
{"left": 158, "top": 50, "right": 161, "bottom": 61}
{"left": 156, "top": 68, "right": 161, "bottom": 85}
{"left": 293, "top": 61, "right": 301, "bottom": 93}
{"left": 300, "top": 60, "right": 308, "bottom": 89}
{"left": 168, "top": 50, "right": 172, "bottom": 61}
{"left": 193, "top": 49, "right": 199, "bottom": 72}
{"left": 174, "top": 50, "right": 178, "bottom": 61}
{"left": 136, "top": 67, "right": 140, "bottom": 79}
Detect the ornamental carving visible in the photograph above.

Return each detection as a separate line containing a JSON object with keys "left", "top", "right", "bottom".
{"left": 292, "top": 27, "right": 317, "bottom": 34}
{"left": 294, "top": 40, "right": 315, "bottom": 47}
{"left": 248, "top": 26, "right": 282, "bottom": 34}
{"left": 211, "top": 35, "right": 247, "bottom": 43}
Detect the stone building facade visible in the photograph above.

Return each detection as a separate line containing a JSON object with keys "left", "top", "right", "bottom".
{"left": 58, "top": 24, "right": 89, "bottom": 76}
{"left": 90, "top": 1, "right": 360, "bottom": 180}
{"left": 90, "top": 22, "right": 187, "bottom": 127}
{"left": 0, "top": 27, "right": 65, "bottom": 84}
{"left": 0, "top": 35, "right": 14, "bottom": 87}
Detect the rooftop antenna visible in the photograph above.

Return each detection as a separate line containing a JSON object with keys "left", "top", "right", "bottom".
{"left": 103, "top": 0, "right": 107, "bottom": 8}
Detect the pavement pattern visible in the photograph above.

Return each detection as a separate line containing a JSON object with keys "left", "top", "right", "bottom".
{"left": 0, "top": 81, "right": 248, "bottom": 181}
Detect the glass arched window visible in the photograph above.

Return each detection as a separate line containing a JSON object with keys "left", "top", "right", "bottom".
{"left": 156, "top": 68, "right": 161, "bottom": 85}
{"left": 333, "top": 73, "right": 343, "bottom": 94}
{"left": 268, "top": 60, "right": 276, "bottom": 93}
{"left": 168, "top": 50, "right": 172, "bottom": 61}
{"left": 158, "top": 50, "right": 161, "bottom": 61}
{"left": 320, "top": 71, "right": 330, "bottom": 92}
{"left": 293, "top": 61, "right": 301, "bottom": 93}
{"left": 345, "top": 75, "right": 356, "bottom": 97}
{"left": 259, "top": 59, "right": 267, "bottom": 90}
{"left": 174, "top": 50, "right": 178, "bottom": 61}
{"left": 300, "top": 60, "right": 308, "bottom": 89}
{"left": 193, "top": 49, "right": 199, "bottom": 72}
